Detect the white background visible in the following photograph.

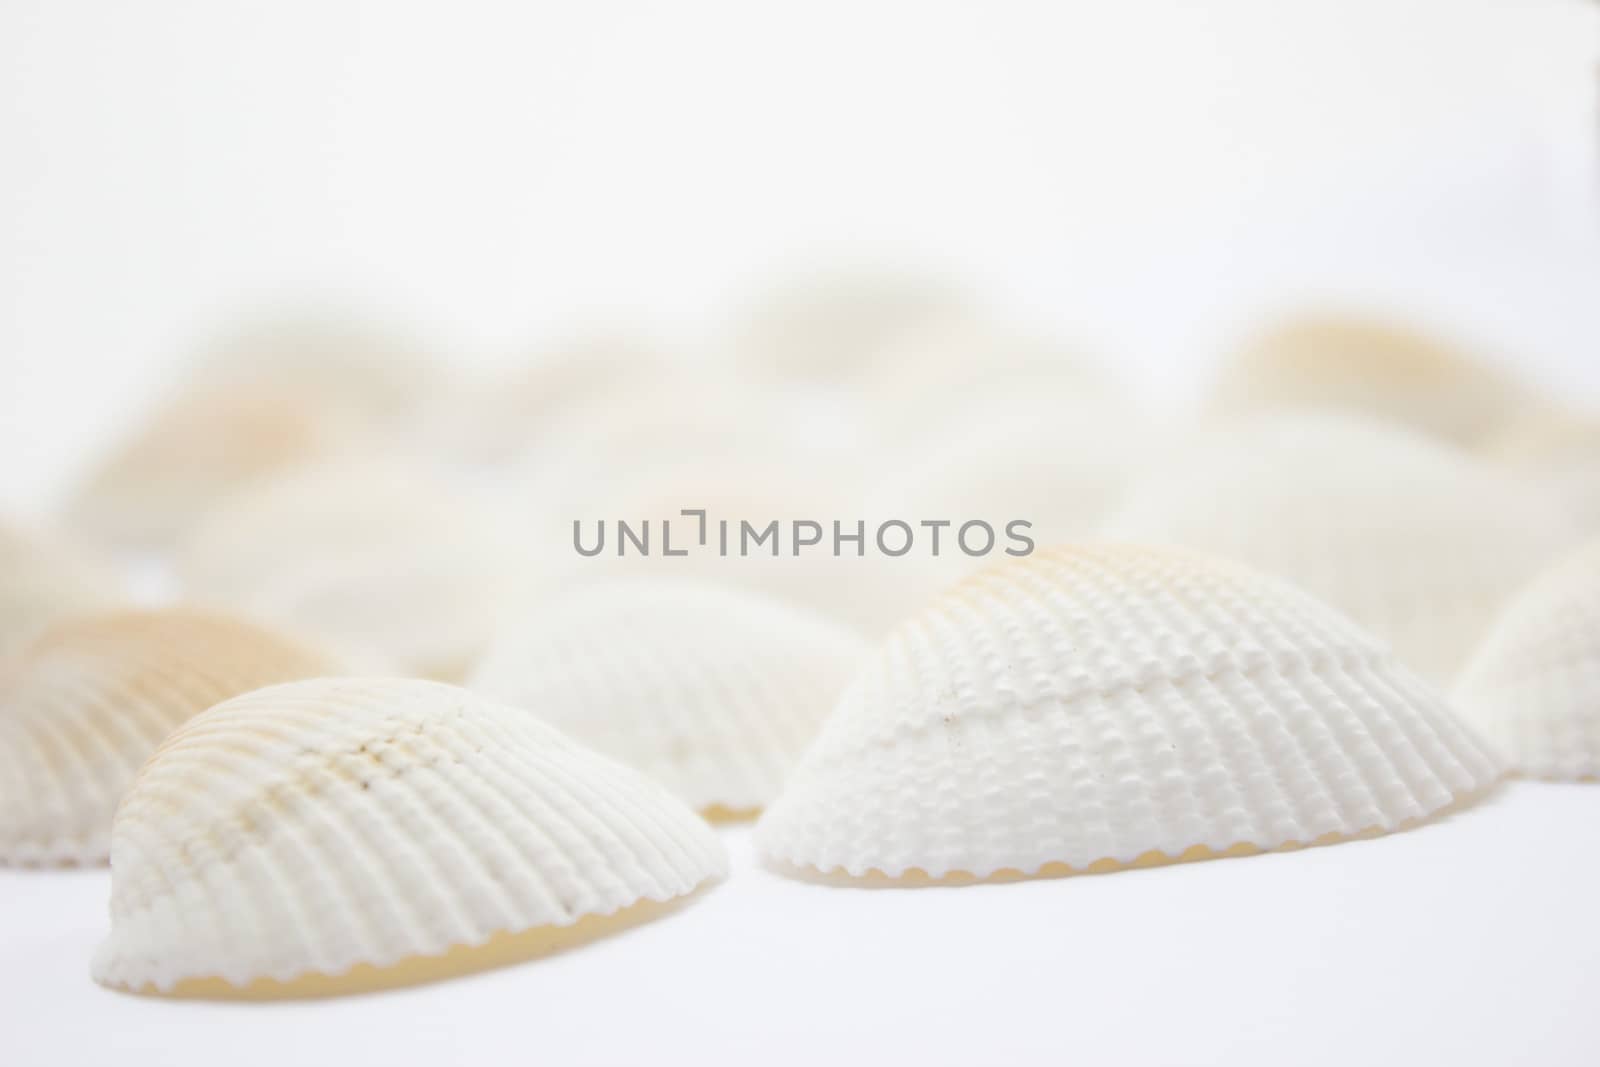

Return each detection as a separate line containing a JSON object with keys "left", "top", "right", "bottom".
{"left": 2, "top": 0, "right": 1599, "bottom": 512}
{"left": 3, "top": 3, "right": 1600, "bottom": 1064}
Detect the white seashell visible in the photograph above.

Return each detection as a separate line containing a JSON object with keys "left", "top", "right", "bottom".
{"left": 1101, "top": 414, "right": 1579, "bottom": 684}
{"left": 1454, "top": 540, "right": 1600, "bottom": 780}
{"left": 0, "top": 519, "right": 122, "bottom": 661}
{"left": 1209, "top": 314, "right": 1530, "bottom": 447}
{"left": 91, "top": 678, "right": 728, "bottom": 996}
{"left": 756, "top": 544, "right": 1502, "bottom": 882}
{"left": 0, "top": 609, "right": 339, "bottom": 866}
{"left": 177, "top": 461, "right": 530, "bottom": 680}
{"left": 470, "top": 579, "right": 869, "bottom": 814}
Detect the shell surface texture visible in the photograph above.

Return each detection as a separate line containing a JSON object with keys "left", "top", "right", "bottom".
{"left": 1455, "top": 540, "right": 1600, "bottom": 781}
{"left": 755, "top": 544, "right": 1502, "bottom": 882}
{"left": 471, "top": 579, "right": 869, "bottom": 814}
{"left": 91, "top": 678, "right": 729, "bottom": 996}
{"left": 0, "top": 609, "right": 338, "bottom": 866}
{"left": 1102, "top": 414, "right": 1580, "bottom": 684}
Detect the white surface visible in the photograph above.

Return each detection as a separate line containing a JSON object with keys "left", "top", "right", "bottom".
{"left": 3, "top": 780, "right": 1597, "bottom": 1066}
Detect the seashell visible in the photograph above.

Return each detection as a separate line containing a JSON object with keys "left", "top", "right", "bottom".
{"left": 470, "top": 579, "right": 869, "bottom": 814}
{"left": 0, "top": 519, "right": 122, "bottom": 661}
{"left": 1454, "top": 540, "right": 1600, "bottom": 780}
{"left": 0, "top": 609, "right": 339, "bottom": 866}
{"left": 67, "top": 315, "right": 436, "bottom": 550}
{"left": 1209, "top": 314, "right": 1530, "bottom": 447}
{"left": 756, "top": 544, "right": 1502, "bottom": 882}
{"left": 548, "top": 445, "right": 940, "bottom": 634}
{"left": 1483, "top": 405, "right": 1600, "bottom": 535}
{"left": 184, "top": 313, "right": 440, "bottom": 433}
{"left": 178, "top": 461, "right": 530, "bottom": 680}
{"left": 859, "top": 317, "right": 1120, "bottom": 437}
{"left": 66, "top": 385, "right": 365, "bottom": 551}
{"left": 730, "top": 268, "right": 971, "bottom": 382}
{"left": 1101, "top": 414, "right": 1579, "bottom": 684}
{"left": 91, "top": 678, "right": 728, "bottom": 996}
{"left": 863, "top": 387, "right": 1152, "bottom": 582}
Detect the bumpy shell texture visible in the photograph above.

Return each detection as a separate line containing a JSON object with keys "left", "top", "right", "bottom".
{"left": 92, "top": 679, "right": 728, "bottom": 994}
{"left": 756, "top": 545, "right": 1502, "bottom": 881}
{"left": 0, "top": 520, "right": 119, "bottom": 661}
{"left": 1102, "top": 415, "right": 1579, "bottom": 684}
{"left": 470, "top": 580, "right": 868, "bottom": 813}
{"left": 0, "top": 610, "right": 338, "bottom": 866}
{"left": 1454, "top": 541, "right": 1600, "bottom": 780}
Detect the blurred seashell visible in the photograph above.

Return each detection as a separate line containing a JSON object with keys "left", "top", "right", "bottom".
{"left": 1455, "top": 540, "right": 1600, "bottom": 780}
{"left": 178, "top": 461, "right": 530, "bottom": 679}
{"left": 1483, "top": 405, "right": 1600, "bottom": 534}
{"left": 1210, "top": 314, "right": 1530, "bottom": 446}
{"left": 443, "top": 334, "right": 668, "bottom": 463}
{"left": 471, "top": 579, "right": 868, "bottom": 814}
{"left": 185, "top": 313, "right": 439, "bottom": 432}
{"left": 756, "top": 545, "right": 1501, "bottom": 882}
{"left": 557, "top": 455, "right": 940, "bottom": 634}
{"left": 66, "top": 386, "right": 365, "bottom": 550}
{"left": 864, "top": 387, "right": 1153, "bottom": 582}
{"left": 0, "top": 609, "right": 338, "bottom": 866}
{"left": 92, "top": 678, "right": 727, "bottom": 996}
{"left": 1102, "top": 414, "right": 1579, "bottom": 683}
{"left": 860, "top": 317, "right": 1121, "bottom": 436}
{"left": 731, "top": 268, "right": 970, "bottom": 381}
{"left": 0, "top": 519, "right": 122, "bottom": 660}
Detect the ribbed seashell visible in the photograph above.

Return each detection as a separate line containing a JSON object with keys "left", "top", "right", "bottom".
{"left": 178, "top": 461, "right": 530, "bottom": 680}
{"left": 0, "top": 609, "right": 339, "bottom": 866}
{"left": 470, "top": 580, "right": 869, "bottom": 814}
{"left": 1101, "top": 414, "right": 1579, "bottom": 684}
{"left": 1454, "top": 540, "right": 1600, "bottom": 780}
{"left": 0, "top": 519, "right": 121, "bottom": 661}
{"left": 756, "top": 545, "right": 1502, "bottom": 881}
{"left": 92, "top": 678, "right": 728, "bottom": 996}
{"left": 1209, "top": 314, "right": 1529, "bottom": 447}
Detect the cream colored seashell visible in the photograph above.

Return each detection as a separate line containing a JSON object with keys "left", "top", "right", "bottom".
{"left": 1101, "top": 414, "right": 1579, "bottom": 684}
{"left": 0, "top": 519, "right": 122, "bottom": 661}
{"left": 185, "top": 313, "right": 440, "bottom": 433}
{"left": 756, "top": 544, "right": 1502, "bottom": 882}
{"left": 67, "top": 385, "right": 364, "bottom": 550}
{"left": 859, "top": 317, "right": 1120, "bottom": 436}
{"left": 1454, "top": 540, "right": 1600, "bottom": 780}
{"left": 178, "top": 461, "right": 530, "bottom": 680}
{"left": 470, "top": 580, "right": 869, "bottom": 814}
{"left": 731, "top": 268, "right": 971, "bottom": 381}
{"left": 1210, "top": 314, "right": 1530, "bottom": 447}
{"left": 0, "top": 609, "right": 338, "bottom": 866}
{"left": 91, "top": 678, "right": 728, "bottom": 996}
{"left": 1484, "top": 405, "right": 1600, "bottom": 535}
